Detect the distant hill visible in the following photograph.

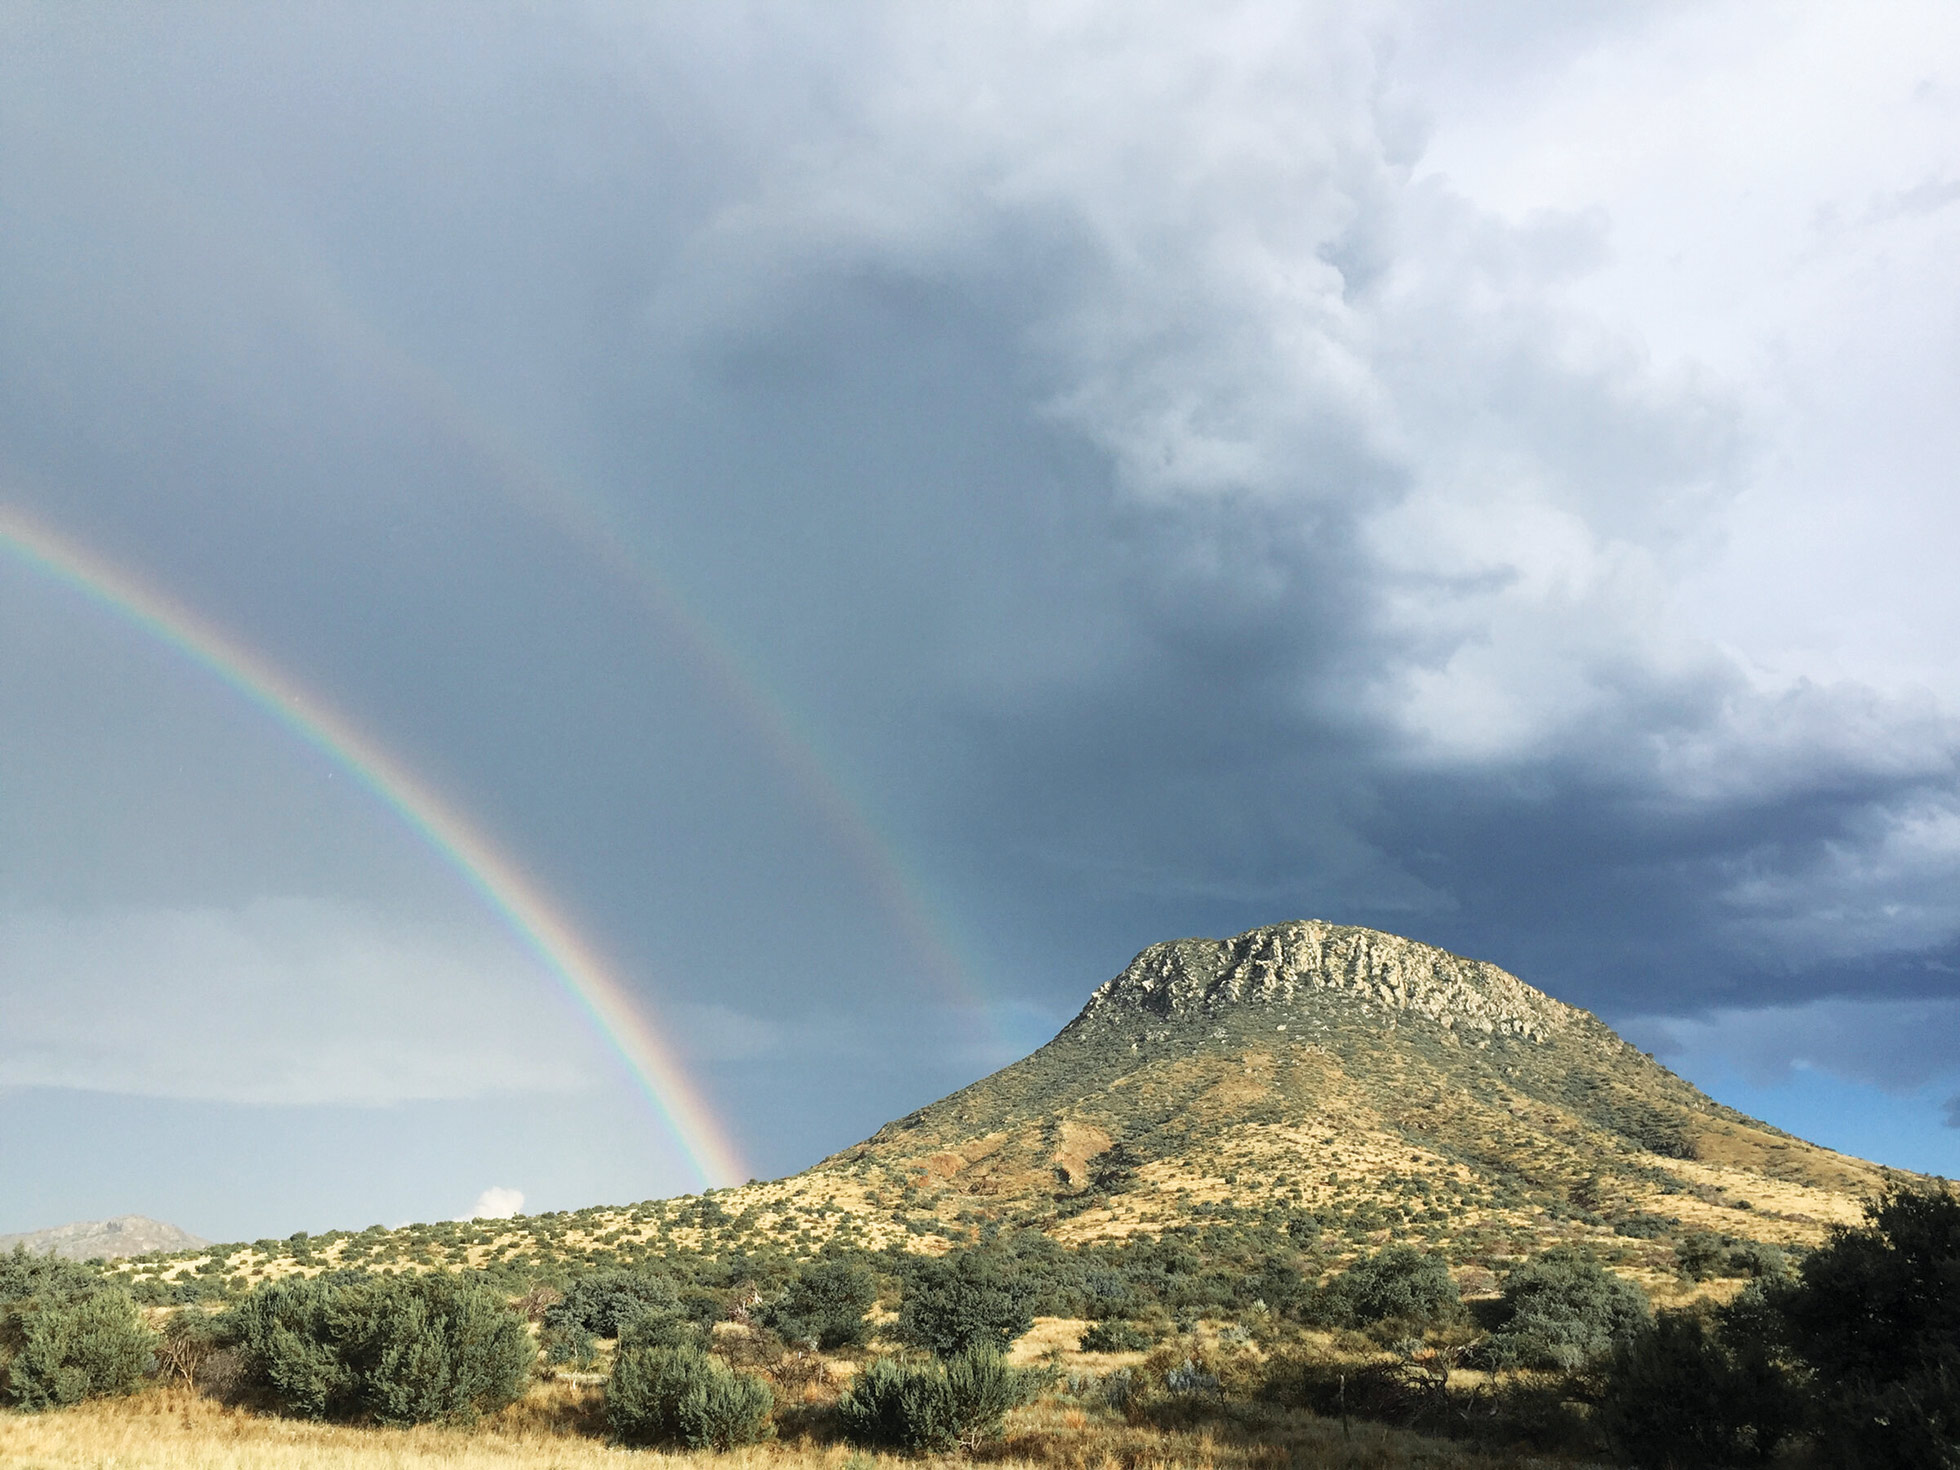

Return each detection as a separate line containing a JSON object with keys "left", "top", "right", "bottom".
{"left": 109, "top": 922, "right": 1900, "bottom": 1292}
{"left": 1, "top": 1215, "right": 209, "bottom": 1261}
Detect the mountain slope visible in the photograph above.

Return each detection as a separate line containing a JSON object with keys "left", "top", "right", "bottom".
{"left": 108, "top": 922, "right": 1899, "bottom": 1292}
{"left": 770, "top": 921, "right": 1890, "bottom": 1261}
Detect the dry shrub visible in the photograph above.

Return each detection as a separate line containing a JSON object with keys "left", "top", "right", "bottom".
{"left": 768, "top": 1346, "right": 834, "bottom": 1399}
{"left": 514, "top": 1285, "right": 563, "bottom": 1324}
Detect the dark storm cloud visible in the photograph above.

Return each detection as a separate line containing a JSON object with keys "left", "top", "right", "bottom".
{"left": 3, "top": 0, "right": 1958, "bottom": 1202}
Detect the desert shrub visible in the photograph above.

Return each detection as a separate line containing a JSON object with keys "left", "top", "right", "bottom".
{"left": 1242, "top": 1257, "right": 1309, "bottom": 1315}
{"left": 222, "top": 1271, "right": 532, "bottom": 1423}
{"left": 606, "top": 1339, "right": 774, "bottom": 1449}
{"left": 1078, "top": 1267, "right": 1136, "bottom": 1317}
{"left": 898, "top": 1252, "right": 1035, "bottom": 1356}
{"left": 836, "top": 1347, "right": 1041, "bottom": 1453}
{"left": 544, "top": 1268, "right": 683, "bottom": 1340}
{"left": 1308, "top": 1245, "right": 1462, "bottom": 1331}
{"left": 1596, "top": 1309, "right": 1801, "bottom": 1468}
{"left": 1484, "top": 1248, "right": 1649, "bottom": 1371}
{"left": 0, "top": 1248, "right": 104, "bottom": 1305}
{"left": 1080, "top": 1319, "right": 1153, "bottom": 1352}
{"left": 766, "top": 1260, "right": 877, "bottom": 1350}
{"left": 1724, "top": 1239, "right": 1792, "bottom": 1279}
{"left": 539, "top": 1322, "right": 597, "bottom": 1370}
{"left": 1612, "top": 1212, "right": 1678, "bottom": 1240}
{"left": 836, "top": 1356, "right": 942, "bottom": 1451}
{"left": 0, "top": 1281, "right": 156, "bottom": 1410}
{"left": 155, "top": 1308, "right": 227, "bottom": 1389}
{"left": 1774, "top": 1182, "right": 1960, "bottom": 1469}
{"left": 1675, "top": 1231, "right": 1793, "bottom": 1283}
{"left": 1264, "top": 1352, "right": 1445, "bottom": 1428}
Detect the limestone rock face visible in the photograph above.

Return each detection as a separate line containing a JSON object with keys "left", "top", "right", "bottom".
{"left": 1072, "top": 920, "right": 1574, "bottom": 1042}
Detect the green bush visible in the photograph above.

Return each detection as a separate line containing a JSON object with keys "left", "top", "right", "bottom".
{"left": 0, "top": 1247, "right": 104, "bottom": 1306}
{"left": 836, "top": 1347, "right": 1041, "bottom": 1454}
{"left": 1596, "top": 1310, "right": 1801, "bottom": 1467}
{"left": 1675, "top": 1231, "right": 1792, "bottom": 1283}
{"left": 1484, "top": 1248, "right": 1649, "bottom": 1371}
{"left": 1080, "top": 1319, "right": 1153, "bottom": 1352}
{"left": 1774, "top": 1183, "right": 1960, "bottom": 1469}
{"left": 606, "top": 1340, "right": 773, "bottom": 1449}
{"left": 767, "top": 1260, "right": 877, "bottom": 1350}
{"left": 1308, "top": 1245, "right": 1462, "bottom": 1331}
{"left": 538, "top": 1322, "right": 597, "bottom": 1370}
{"left": 0, "top": 1282, "right": 156, "bottom": 1411}
{"left": 222, "top": 1271, "right": 532, "bottom": 1424}
{"left": 898, "top": 1252, "right": 1035, "bottom": 1356}
{"left": 544, "top": 1268, "right": 683, "bottom": 1340}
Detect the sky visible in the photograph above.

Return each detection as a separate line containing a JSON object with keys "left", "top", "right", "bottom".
{"left": 2, "top": 0, "right": 1958, "bottom": 1241}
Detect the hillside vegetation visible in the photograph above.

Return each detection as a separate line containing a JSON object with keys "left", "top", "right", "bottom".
{"left": 111, "top": 925, "right": 1886, "bottom": 1303}
{"left": 12, "top": 923, "right": 1951, "bottom": 1467}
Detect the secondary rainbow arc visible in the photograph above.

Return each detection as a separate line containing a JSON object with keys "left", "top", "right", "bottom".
{"left": 0, "top": 504, "right": 746, "bottom": 1190}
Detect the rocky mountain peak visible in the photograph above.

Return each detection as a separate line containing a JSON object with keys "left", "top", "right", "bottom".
{"left": 1070, "top": 920, "right": 1577, "bottom": 1043}
{"left": 0, "top": 1215, "right": 210, "bottom": 1262}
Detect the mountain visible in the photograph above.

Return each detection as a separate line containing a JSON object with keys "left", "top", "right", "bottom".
{"left": 725, "top": 920, "right": 1892, "bottom": 1266}
{"left": 0, "top": 1215, "right": 210, "bottom": 1262}
{"left": 106, "top": 922, "right": 1899, "bottom": 1291}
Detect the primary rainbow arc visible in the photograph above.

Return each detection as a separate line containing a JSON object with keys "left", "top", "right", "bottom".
{"left": 0, "top": 504, "right": 746, "bottom": 1190}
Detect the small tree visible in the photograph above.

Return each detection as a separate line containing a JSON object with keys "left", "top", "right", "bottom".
{"left": 837, "top": 1347, "right": 1041, "bottom": 1453}
{"left": 545, "top": 1269, "right": 685, "bottom": 1340}
{"left": 767, "top": 1260, "right": 878, "bottom": 1350}
{"left": 1775, "top": 1182, "right": 1960, "bottom": 1468}
{"left": 1309, "top": 1245, "right": 1462, "bottom": 1331}
{"left": 155, "top": 1308, "right": 226, "bottom": 1390}
{"left": 0, "top": 1246, "right": 156, "bottom": 1411}
{"left": 607, "top": 1339, "right": 773, "bottom": 1449}
{"left": 1596, "top": 1309, "right": 1802, "bottom": 1467}
{"left": 1484, "top": 1248, "right": 1649, "bottom": 1371}
{"left": 899, "top": 1252, "right": 1035, "bottom": 1357}
{"left": 1080, "top": 1320, "right": 1153, "bottom": 1352}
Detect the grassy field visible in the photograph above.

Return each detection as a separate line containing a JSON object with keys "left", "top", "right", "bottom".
{"left": 0, "top": 1382, "right": 1574, "bottom": 1470}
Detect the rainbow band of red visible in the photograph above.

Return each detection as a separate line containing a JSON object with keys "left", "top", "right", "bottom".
{"left": 0, "top": 504, "right": 747, "bottom": 1189}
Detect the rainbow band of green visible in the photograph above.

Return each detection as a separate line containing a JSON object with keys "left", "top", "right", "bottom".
{"left": 0, "top": 504, "right": 747, "bottom": 1190}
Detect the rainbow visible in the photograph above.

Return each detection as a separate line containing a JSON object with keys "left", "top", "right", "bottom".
{"left": 0, "top": 503, "right": 748, "bottom": 1189}
{"left": 226, "top": 240, "right": 992, "bottom": 1027}
{"left": 19, "top": 139, "right": 993, "bottom": 1039}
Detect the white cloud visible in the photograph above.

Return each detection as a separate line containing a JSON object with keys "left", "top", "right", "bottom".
{"left": 465, "top": 1186, "right": 524, "bottom": 1220}
{"left": 0, "top": 898, "right": 598, "bottom": 1105}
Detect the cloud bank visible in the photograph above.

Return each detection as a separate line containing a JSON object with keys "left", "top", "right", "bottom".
{"left": 0, "top": 899, "right": 594, "bottom": 1105}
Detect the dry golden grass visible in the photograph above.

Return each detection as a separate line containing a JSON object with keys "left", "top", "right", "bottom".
{"left": 0, "top": 1383, "right": 629, "bottom": 1469}
{"left": 0, "top": 1385, "right": 1567, "bottom": 1470}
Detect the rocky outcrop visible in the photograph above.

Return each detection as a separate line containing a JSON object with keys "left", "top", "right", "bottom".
{"left": 1070, "top": 920, "right": 1574, "bottom": 1042}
